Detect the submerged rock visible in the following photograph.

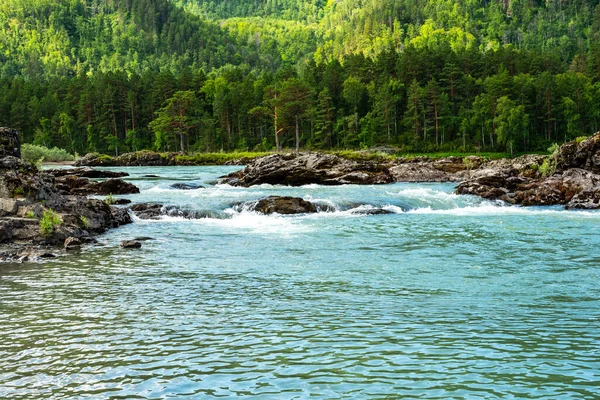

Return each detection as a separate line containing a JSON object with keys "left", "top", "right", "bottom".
{"left": 64, "top": 237, "right": 82, "bottom": 250}
{"left": 129, "top": 203, "right": 219, "bottom": 220}
{"left": 120, "top": 240, "right": 142, "bottom": 249}
{"left": 170, "top": 183, "right": 205, "bottom": 190}
{"left": 220, "top": 152, "right": 394, "bottom": 187}
{"left": 350, "top": 207, "right": 396, "bottom": 215}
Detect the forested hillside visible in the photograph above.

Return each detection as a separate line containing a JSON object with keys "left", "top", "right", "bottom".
{"left": 1, "top": 0, "right": 600, "bottom": 155}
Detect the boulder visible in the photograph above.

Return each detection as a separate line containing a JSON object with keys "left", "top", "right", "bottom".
{"left": 121, "top": 240, "right": 142, "bottom": 249}
{"left": 566, "top": 188, "right": 600, "bottom": 209}
{"left": 74, "top": 153, "right": 116, "bottom": 167}
{"left": 554, "top": 133, "right": 600, "bottom": 173}
{"left": 249, "top": 196, "right": 318, "bottom": 215}
{"left": 94, "top": 179, "right": 139, "bottom": 195}
{"left": 130, "top": 203, "right": 163, "bottom": 219}
{"left": 220, "top": 153, "right": 394, "bottom": 187}
{"left": 111, "top": 207, "right": 133, "bottom": 227}
{"left": 112, "top": 198, "right": 132, "bottom": 205}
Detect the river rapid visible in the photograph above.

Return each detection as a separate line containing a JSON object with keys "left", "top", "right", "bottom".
{"left": 1, "top": 165, "right": 599, "bottom": 399}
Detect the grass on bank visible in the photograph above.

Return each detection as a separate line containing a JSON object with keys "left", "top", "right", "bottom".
{"left": 174, "top": 151, "right": 271, "bottom": 165}
{"left": 76, "top": 149, "right": 536, "bottom": 165}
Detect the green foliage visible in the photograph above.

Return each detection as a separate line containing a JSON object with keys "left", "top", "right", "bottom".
{"left": 39, "top": 209, "right": 62, "bottom": 237}
{"left": 0, "top": 0, "right": 599, "bottom": 155}
{"left": 21, "top": 144, "right": 75, "bottom": 163}
{"left": 539, "top": 158, "right": 555, "bottom": 177}
{"left": 25, "top": 210, "right": 35, "bottom": 219}
{"left": 575, "top": 136, "right": 588, "bottom": 144}
{"left": 12, "top": 186, "right": 24, "bottom": 197}
{"left": 79, "top": 215, "right": 89, "bottom": 229}
{"left": 104, "top": 194, "right": 115, "bottom": 205}
{"left": 547, "top": 143, "right": 560, "bottom": 154}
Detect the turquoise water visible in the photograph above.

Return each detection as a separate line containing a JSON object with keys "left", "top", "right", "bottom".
{"left": 1, "top": 166, "right": 600, "bottom": 399}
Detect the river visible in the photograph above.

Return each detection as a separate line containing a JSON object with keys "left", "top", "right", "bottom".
{"left": 1, "top": 165, "right": 599, "bottom": 399}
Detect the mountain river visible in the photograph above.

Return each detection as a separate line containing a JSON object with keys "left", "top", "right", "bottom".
{"left": 1, "top": 165, "right": 599, "bottom": 399}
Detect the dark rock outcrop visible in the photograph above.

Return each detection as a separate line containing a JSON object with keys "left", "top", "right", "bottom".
{"left": 1, "top": 148, "right": 134, "bottom": 261}
{"left": 0, "top": 127, "right": 20, "bottom": 158}
{"left": 54, "top": 175, "right": 139, "bottom": 195}
{"left": 554, "top": 134, "right": 600, "bottom": 174}
{"left": 457, "top": 133, "right": 600, "bottom": 209}
{"left": 220, "top": 153, "right": 394, "bottom": 186}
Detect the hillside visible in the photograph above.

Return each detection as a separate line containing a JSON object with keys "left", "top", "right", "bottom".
{"left": 0, "top": 0, "right": 599, "bottom": 155}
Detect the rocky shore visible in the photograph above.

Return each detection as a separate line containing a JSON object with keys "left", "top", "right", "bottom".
{"left": 456, "top": 133, "right": 600, "bottom": 209}
{"left": 0, "top": 156, "right": 134, "bottom": 262}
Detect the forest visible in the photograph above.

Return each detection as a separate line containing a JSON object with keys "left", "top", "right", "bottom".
{"left": 1, "top": 0, "right": 600, "bottom": 155}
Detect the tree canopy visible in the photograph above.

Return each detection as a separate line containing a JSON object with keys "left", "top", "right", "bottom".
{"left": 1, "top": 0, "right": 600, "bottom": 154}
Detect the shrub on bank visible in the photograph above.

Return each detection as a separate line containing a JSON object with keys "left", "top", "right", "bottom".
{"left": 22, "top": 144, "right": 75, "bottom": 163}
{"left": 39, "top": 209, "right": 62, "bottom": 237}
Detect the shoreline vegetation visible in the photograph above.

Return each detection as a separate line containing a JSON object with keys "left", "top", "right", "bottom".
{"left": 72, "top": 148, "right": 520, "bottom": 167}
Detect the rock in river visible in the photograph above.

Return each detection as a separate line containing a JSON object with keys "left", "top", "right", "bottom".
{"left": 220, "top": 152, "right": 393, "bottom": 186}
{"left": 170, "top": 183, "right": 205, "bottom": 190}
{"left": 248, "top": 196, "right": 318, "bottom": 215}
{"left": 120, "top": 240, "right": 142, "bottom": 249}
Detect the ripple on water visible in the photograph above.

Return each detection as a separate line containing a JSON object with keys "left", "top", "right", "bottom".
{"left": 1, "top": 167, "right": 600, "bottom": 399}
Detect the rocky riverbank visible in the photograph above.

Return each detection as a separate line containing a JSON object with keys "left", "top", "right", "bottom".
{"left": 456, "top": 133, "right": 600, "bottom": 209}
{"left": 0, "top": 156, "right": 134, "bottom": 262}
